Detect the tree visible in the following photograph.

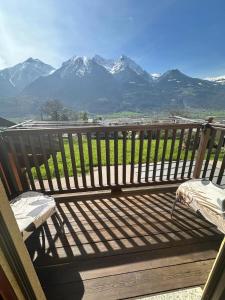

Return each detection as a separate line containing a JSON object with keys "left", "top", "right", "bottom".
{"left": 40, "top": 100, "right": 64, "bottom": 121}
{"left": 80, "top": 111, "right": 88, "bottom": 121}
{"left": 40, "top": 100, "right": 88, "bottom": 121}
{"left": 61, "top": 108, "right": 79, "bottom": 121}
{"left": 60, "top": 108, "right": 69, "bottom": 121}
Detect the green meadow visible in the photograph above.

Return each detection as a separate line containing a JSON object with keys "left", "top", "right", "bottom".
{"left": 34, "top": 138, "right": 194, "bottom": 179}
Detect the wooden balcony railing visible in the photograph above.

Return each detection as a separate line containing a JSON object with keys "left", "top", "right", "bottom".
{"left": 200, "top": 123, "right": 225, "bottom": 185}
{"left": 0, "top": 121, "right": 225, "bottom": 197}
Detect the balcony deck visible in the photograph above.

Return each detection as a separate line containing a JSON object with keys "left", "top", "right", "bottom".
{"left": 25, "top": 187, "right": 223, "bottom": 300}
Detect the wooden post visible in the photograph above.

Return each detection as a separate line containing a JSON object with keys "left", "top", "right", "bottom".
{"left": 202, "top": 237, "right": 225, "bottom": 300}
{"left": 111, "top": 187, "right": 122, "bottom": 194}
{"left": 193, "top": 117, "right": 213, "bottom": 179}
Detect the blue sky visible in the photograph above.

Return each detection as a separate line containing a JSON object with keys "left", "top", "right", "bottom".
{"left": 1, "top": 0, "right": 225, "bottom": 77}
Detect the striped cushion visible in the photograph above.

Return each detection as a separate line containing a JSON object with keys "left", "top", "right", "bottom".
{"left": 176, "top": 179, "right": 225, "bottom": 233}
{"left": 10, "top": 191, "right": 56, "bottom": 239}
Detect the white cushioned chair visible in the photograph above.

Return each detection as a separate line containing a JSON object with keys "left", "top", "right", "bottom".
{"left": 10, "top": 191, "right": 64, "bottom": 240}
{"left": 171, "top": 179, "right": 225, "bottom": 234}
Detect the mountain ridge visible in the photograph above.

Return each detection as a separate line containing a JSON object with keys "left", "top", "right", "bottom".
{"left": 1, "top": 54, "right": 225, "bottom": 116}
{"left": 0, "top": 57, "right": 55, "bottom": 96}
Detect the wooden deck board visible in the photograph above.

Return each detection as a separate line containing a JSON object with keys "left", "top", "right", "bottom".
{"left": 37, "top": 241, "right": 220, "bottom": 282}
{"left": 25, "top": 189, "right": 223, "bottom": 300}
{"left": 40, "top": 260, "right": 215, "bottom": 300}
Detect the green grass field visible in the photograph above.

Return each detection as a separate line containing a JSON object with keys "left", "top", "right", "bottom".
{"left": 32, "top": 136, "right": 224, "bottom": 179}
{"left": 34, "top": 138, "right": 193, "bottom": 179}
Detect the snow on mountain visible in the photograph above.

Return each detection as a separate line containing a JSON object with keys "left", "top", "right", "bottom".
{"left": 0, "top": 57, "right": 55, "bottom": 91}
{"left": 205, "top": 75, "right": 225, "bottom": 85}
{"left": 155, "top": 69, "right": 216, "bottom": 93}
{"left": 151, "top": 73, "right": 161, "bottom": 80}
{"left": 3, "top": 54, "right": 225, "bottom": 115}
{"left": 93, "top": 55, "right": 115, "bottom": 71}
{"left": 22, "top": 55, "right": 120, "bottom": 113}
{"left": 111, "top": 55, "right": 147, "bottom": 76}
{"left": 56, "top": 56, "right": 92, "bottom": 78}
{"left": 109, "top": 55, "right": 153, "bottom": 84}
{"left": 157, "top": 69, "right": 203, "bottom": 85}
{"left": 52, "top": 55, "right": 119, "bottom": 85}
{"left": 93, "top": 54, "right": 152, "bottom": 82}
{"left": 0, "top": 72, "right": 17, "bottom": 96}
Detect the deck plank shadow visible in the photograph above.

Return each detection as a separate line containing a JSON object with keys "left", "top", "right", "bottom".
{"left": 25, "top": 189, "right": 223, "bottom": 300}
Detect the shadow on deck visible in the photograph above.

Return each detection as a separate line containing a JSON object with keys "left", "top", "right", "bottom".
{"left": 25, "top": 188, "right": 223, "bottom": 300}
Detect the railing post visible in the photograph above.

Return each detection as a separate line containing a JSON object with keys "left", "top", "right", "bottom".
{"left": 111, "top": 187, "right": 122, "bottom": 194}
{"left": 193, "top": 117, "right": 213, "bottom": 179}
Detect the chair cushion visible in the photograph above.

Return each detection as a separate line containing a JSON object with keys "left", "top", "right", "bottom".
{"left": 176, "top": 179, "right": 225, "bottom": 233}
{"left": 10, "top": 191, "right": 56, "bottom": 235}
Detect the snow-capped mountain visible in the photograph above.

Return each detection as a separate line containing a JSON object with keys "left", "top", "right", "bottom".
{"left": 111, "top": 55, "right": 146, "bottom": 75}
{"left": 2, "top": 54, "right": 225, "bottom": 116}
{"left": 94, "top": 54, "right": 152, "bottom": 83}
{"left": 22, "top": 56, "right": 119, "bottom": 112}
{"left": 0, "top": 57, "right": 54, "bottom": 92}
{"left": 55, "top": 56, "right": 111, "bottom": 79}
{"left": 57, "top": 56, "right": 93, "bottom": 78}
{"left": 111, "top": 55, "right": 152, "bottom": 84}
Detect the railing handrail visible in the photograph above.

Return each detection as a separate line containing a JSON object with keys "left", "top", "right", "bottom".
{"left": 2, "top": 122, "right": 202, "bottom": 134}
{"left": 2, "top": 118, "right": 225, "bottom": 197}
{"left": 170, "top": 115, "right": 205, "bottom": 123}
{"left": 209, "top": 123, "right": 225, "bottom": 131}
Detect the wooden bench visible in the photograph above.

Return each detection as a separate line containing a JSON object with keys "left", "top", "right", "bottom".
{"left": 10, "top": 191, "right": 63, "bottom": 241}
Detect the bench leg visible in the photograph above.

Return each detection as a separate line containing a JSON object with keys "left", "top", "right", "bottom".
{"left": 171, "top": 197, "right": 179, "bottom": 219}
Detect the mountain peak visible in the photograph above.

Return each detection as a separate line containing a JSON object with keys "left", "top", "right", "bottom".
{"left": 119, "top": 54, "right": 130, "bottom": 61}
{"left": 93, "top": 55, "right": 115, "bottom": 71}
{"left": 166, "top": 69, "right": 183, "bottom": 75}
{"left": 63, "top": 56, "right": 92, "bottom": 67}
{"left": 2, "top": 54, "right": 225, "bottom": 115}
{"left": 58, "top": 55, "right": 109, "bottom": 78}
{"left": 25, "top": 57, "right": 41, "bottom": 63}
{"left": 0, "top": 57, "right": 54, "bottom": 91}
{"left": 111, "top": 55, "right": 146, "bottom": 76}
{"left": 160, "top": 69, "right": 189, "bottom": 80}
{"left": 92, "top": 54, "right": 151, "bottom": 80}
{"left": 93, "top": 54, "right": 105, "bottom": 61}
